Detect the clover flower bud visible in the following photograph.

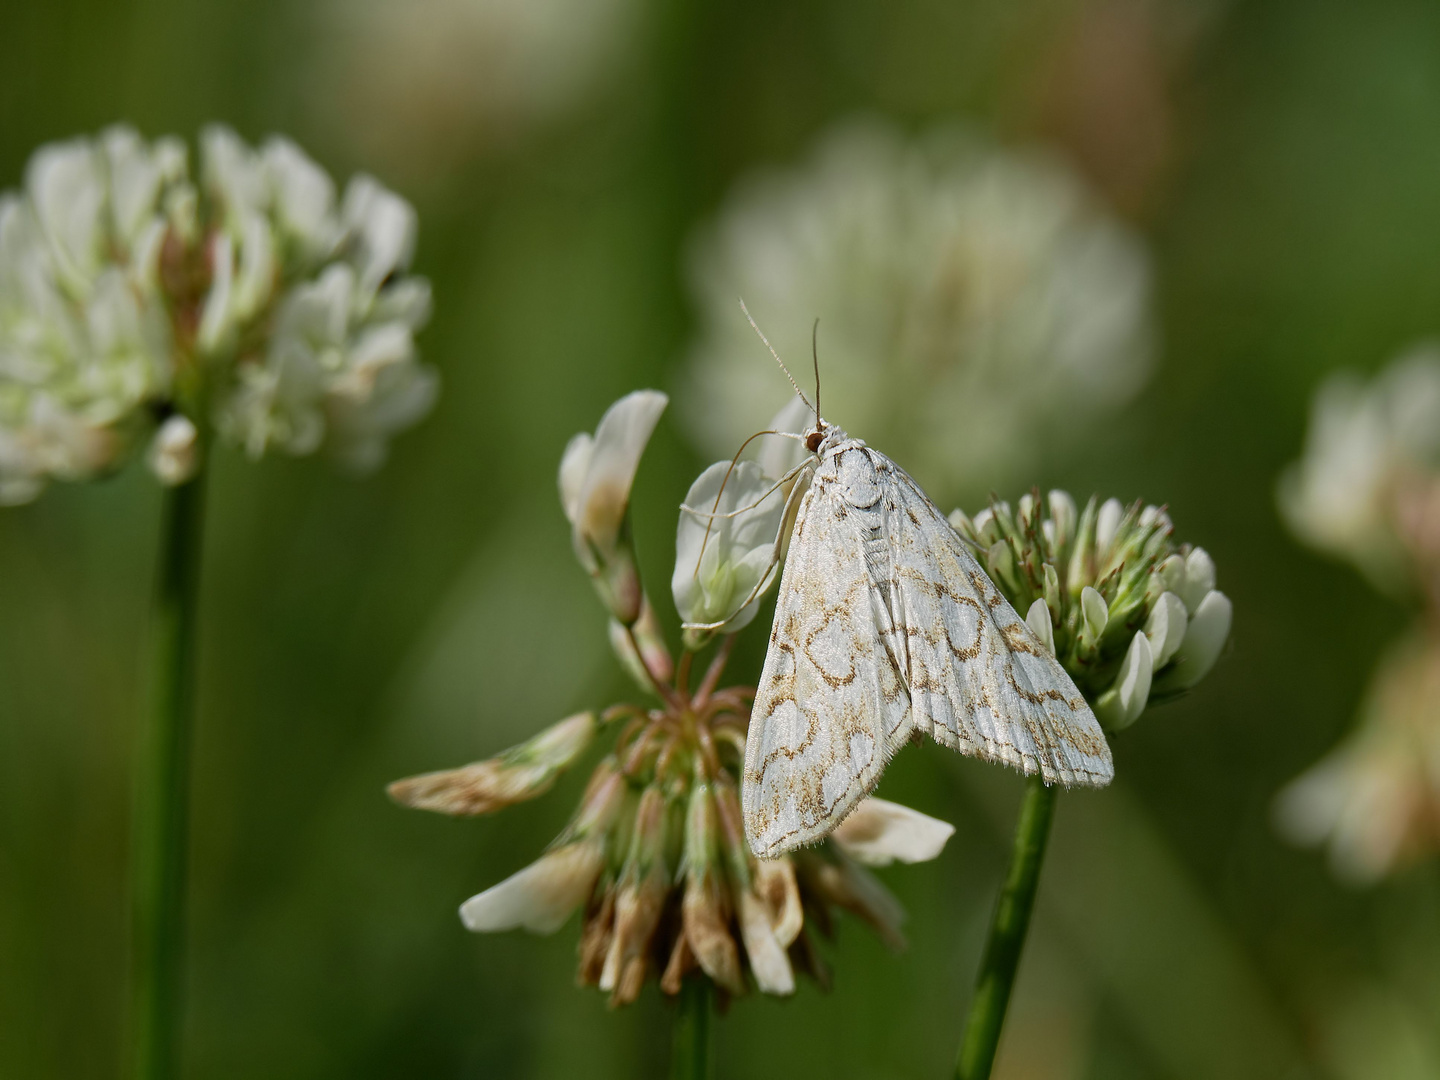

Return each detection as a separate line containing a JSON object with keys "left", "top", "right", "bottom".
{"left": 952, "top": 489, "right": 1231, "bottom": 729}
{"left": 680, "top": 782, "right": 744, "bottom": 995}
{"left": 146, "top": 414, "right": 200, "bottom": 486}
{"left": 1179, "top": 547, "right": 1216, "bottom": 614}
{"left": 1096, "top": 497, "right": 1124, "bottom": 551}
{"left": 674, "top": 459, "right": 788, "bottom": 639}
{"left": 559, "top": 390, "right": 667, "bottom": 624}
{"left": 387, "top": 711, "right": 597, "bottom": 816}
{"left": 1025, "top": 599, "right": 1056, "bottom": 657}
{"left": 600, "top": 784, "right": 673, "bottom": 1005}
{"left": 1080, "top": 586, "right": 1109, "bottom": 641}
{"left": 1094, "top": 631, "right": 1154, "bottom": 731}
{"left": 830, "top": 798, "right": 955, "bottom": 867}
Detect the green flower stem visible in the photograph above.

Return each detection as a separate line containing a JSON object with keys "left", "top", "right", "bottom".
{"left": 671, "top": 975, "right": 713, "bottom": 1080}
{"left": 956, "top": 775, "right": 1058, "bottom": 1080}
{"left": 131, "top": 465, "right": 208, "bottom": 1080}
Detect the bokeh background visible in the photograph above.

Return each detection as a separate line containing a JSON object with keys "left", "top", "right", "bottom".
{"left": 3, "top": 0, "right": 1440, "bottom": 1077}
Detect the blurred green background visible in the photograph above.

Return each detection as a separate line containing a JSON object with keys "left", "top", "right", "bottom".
{"left": 3, "top": 0, "right": 1440, "bottom": 1076}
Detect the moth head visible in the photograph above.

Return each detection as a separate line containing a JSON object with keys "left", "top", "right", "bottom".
{"left": 806, "top": 427, "right": 824, "bottom": 453}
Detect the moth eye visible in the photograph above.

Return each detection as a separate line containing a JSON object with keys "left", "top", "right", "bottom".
{"left": 806, "top": 431, "right": 823, "bottom": 452}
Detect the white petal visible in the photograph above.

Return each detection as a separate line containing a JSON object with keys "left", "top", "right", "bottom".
{"left": 1096, "top": 630, "right": 1153, "bottom": 731}
{"left": 558, "top": 433, "right": 593, "bottom": 525}
{"left": 1095, "top": 497, "right": 1124, "bottom": 551}
{"left": 1025, "top": 598, "right": 1055, "bottom": 657}
{"left": 341, "top": 174, "right": 417, "bottom": 294}
{"left": 147, "top": 415, "right": 199, "bottom": 486}
{"left": 458, "top": 841, "right": 603, "bottom": 935}
{"left": 262, "top": 136, "right": 337, "bottom": 257}
{"left": 575, "top": 389, "right": 668, "bottom": 555}
{"left": 1145, "top": 591, "right": 1188, "bottom": 669}
{"left": 1161, "top": 590, "right": 1232, "bottom": 689}
{"left": 196, "top": 232, "right": 235, "bottom": 353}
{"left": 831, "top": 797, "right": 955, "bottom": 866}
{"left": 1047, "top": 489, "right": 1077, "bottom": 546}
{"left": 1180, "top": 547, "right": 1216, "bottom": 614}
{"left": 1081, "top": 585, "right": 1109, "bottom": 638}
{"left": 756, "top": 396, "right": 813, "bottom": 480}
{"left": 673, "top": 457, "right": 786, "bottom": 630}
{"left": 737, "top": 890, "right": 794, "bottom": 995}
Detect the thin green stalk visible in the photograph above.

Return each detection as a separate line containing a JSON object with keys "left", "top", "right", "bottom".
{"left": 956, "top": 775, "right": 1058, "bottom": 1080}
{"left": 131, "top": 466, "right": 208, "bottom": 1080}
{"left": 671, "top": 975, "right": 713, "bottom": 1080}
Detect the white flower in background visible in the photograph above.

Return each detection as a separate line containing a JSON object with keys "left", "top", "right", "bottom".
{"left": 683, "top": 119, "right": 1154, "bottom": 502}
{"left": 314, "top": 0, "right": 641, "bottom": 182}
{"left": 201, "top": 127, "right": 436, "bottom": 470}
{"left": 1275, "top": 634, "right": 1440, "bottom": 884}
{"left": 147, "top": 414, "right": 199, "bottom": 486}
{"left": 0, "top": 124, "right": 436, "bottom": 503}
{"left": 1278, "top": 347, "right": 1440, "bottom": 597}
{"left": 0, "top": 126, "right": 189, "bottom": 502}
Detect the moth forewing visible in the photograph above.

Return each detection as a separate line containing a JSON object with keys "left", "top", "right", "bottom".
{"left": 742, "top": 426, "right": 1113, "bottom": 859}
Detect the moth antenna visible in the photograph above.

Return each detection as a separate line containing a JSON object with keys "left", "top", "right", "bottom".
{"left": 739, "top": 298, "right": 813, "bottom": 411}
{"left": 811, "top": 317, "right": 821, "bottom": 428}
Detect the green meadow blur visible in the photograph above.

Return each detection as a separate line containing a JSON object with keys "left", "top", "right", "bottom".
{"left": 3, "top": 0, "right": 1439, "bottom": 1077}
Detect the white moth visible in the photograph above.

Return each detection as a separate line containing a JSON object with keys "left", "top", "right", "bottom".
{"left": 738, "top": 417, "right": 1115, "bottom": 858}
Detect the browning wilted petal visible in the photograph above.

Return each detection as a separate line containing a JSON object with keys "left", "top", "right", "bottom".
{"left": 796, "top": 850, "right": 907, "bottom": 952}
{"left": 387, "top": 711, "right": 596, "bottom": 815}
{"left": 754, "top": 856, "right": 803, "bottom": 947}
{"left": 576, "top": 884, "right": 617, "bottom": 987}
{"left": 660, "top": 929, "right": 698, "bottom": 996}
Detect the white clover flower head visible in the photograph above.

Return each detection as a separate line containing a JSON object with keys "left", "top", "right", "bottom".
{"left": 1275, "top": 634, "right": 1440, "bottom": 883}
{"left": 0, "top": 124, "right": 436, "bottom": 502}
{"left": 1279, "top": 347, "right": 1440, "bottom": 597}
{"left": 315, "top": 0, "right": 641, "bottom": 180}
{"left": 952, "top": 489, "right": 1231, "bottom": 731}
{"left": 683, "top": 119, "right": 1153, "bottom": 503}
{"left": 396, "top": 396, "right": 956, "bottom": 1005}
